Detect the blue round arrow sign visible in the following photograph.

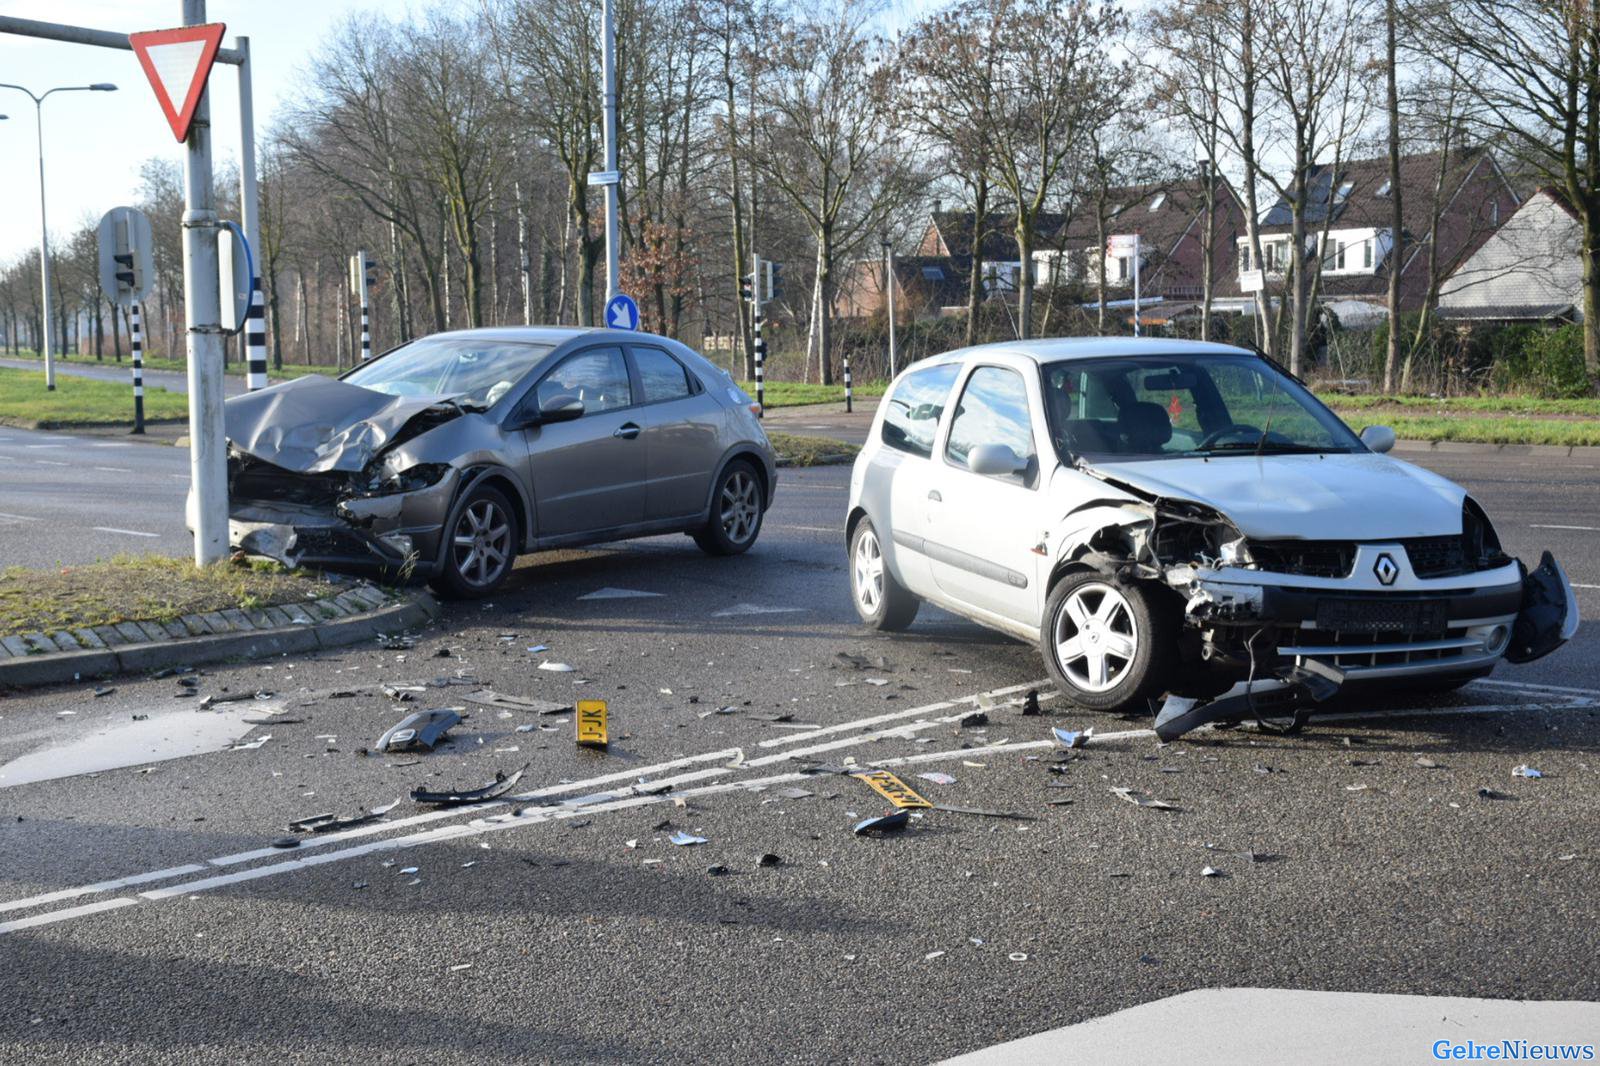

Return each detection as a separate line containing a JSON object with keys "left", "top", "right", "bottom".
{"left": 605, "top": 293, "right": 640, "bottom": 331}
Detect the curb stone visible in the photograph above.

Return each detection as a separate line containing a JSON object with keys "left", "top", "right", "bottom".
{"left": 0, "top": 585, "right": 440, "bottom": 690}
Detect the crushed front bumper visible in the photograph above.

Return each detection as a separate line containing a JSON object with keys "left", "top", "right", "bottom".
{"left": 229, "top": 477, "right": 457, "bottom": 577}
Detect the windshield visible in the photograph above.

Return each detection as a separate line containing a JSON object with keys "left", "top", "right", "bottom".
{"left": 1042, "top": 354, "right": 1362, "bottom": 461}
{"left": 342, "top": 337, "right": 554, "bottom": 408}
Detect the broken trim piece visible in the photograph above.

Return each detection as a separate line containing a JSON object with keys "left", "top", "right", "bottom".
{"left": 410, "top": 764, "right": 529, "bottom": 806}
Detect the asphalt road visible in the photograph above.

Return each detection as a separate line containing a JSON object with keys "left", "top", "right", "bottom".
{"left": 0, "top": 356, "right": 248, "bottom": 396}
{"left": 0, "top": 434, "right": 1597, "bottom": 1063}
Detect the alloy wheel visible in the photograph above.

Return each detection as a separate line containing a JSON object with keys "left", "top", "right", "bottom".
{"left": 1052, "top": 581, "right": 1139, "bottom": 693}
{"left": 719, "top": 470, "right": 760, "bottom": 545}
{"left": 853, "top": 527, "right": 884, "bottom": 614}
{"left": 451, "top": 498, "right": 512, "bottom": 589}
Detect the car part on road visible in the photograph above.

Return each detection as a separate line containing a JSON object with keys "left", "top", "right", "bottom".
{"left": 1109, "top": 787, "right": 1178, "bottom": 811}
{"left": 460, "top": 689, "right": 570, "bottom": 715}
{"left": 1512, "top": 764, "right": 1543, "bottom": 779}
{"left": 1052, "top": 727, "right": 1091, "bottom": 748}
{"left": 669, "top": 831, "right": 708, "bottom": 846}
{"left": 854, "top": 770, "right": 932, "bottom": 809}
{"left": 411, "top": 764, "right": 528, "bottom": 805}
{"left": 288, "top": 798, "right": 401, "bottom": 834}
{"left": 576, "top": 699, "right": 609, "bottom": 749}
{"left": 375, "top": 708, "right": 461, "bottom": 752}
{"left": 1152, "top": 659, "right": 1344, "bottom": 742}
{"left": 852, "top": 810, "right": 910, "bottom": 835}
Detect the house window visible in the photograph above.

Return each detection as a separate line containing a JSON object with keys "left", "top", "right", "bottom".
{"left": 1239, "top": 245, "right": 1251, "bottom": 273}
{"left": 1328, "top": 240, "right": 1346, "bottom": 271}
{"left": 921, "top": 266, "right": 945, "bottom": 282}
{"left": 1335, "top": 181, "right": 1354, "bottom": 204}
{"left": 1263, "top": 242, "right": 1282, "bottom": 270}
{"left": 1491, "top": 201, "right": 1500, "bottom": 225}
{"left": 1148, "top": 193, "right": 1167, "bottom": 212}
{"left": 1361, "top": 239, "right": 1373, "bottom": 269}
{"left": 1375, "top": 179, "right": 1392, "bottom": 198}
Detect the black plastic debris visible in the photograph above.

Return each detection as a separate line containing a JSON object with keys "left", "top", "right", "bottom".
{"left": 801, "top": 763, "right": 856, "bottom": 776}
{"left": 956, "top": 710, "right": 989, "bottom": 728}
{"left": 289, "top": 798, "right": 401, "bottom": 834}
{"left": 1021, "top": 690, "right": 1042, "bottom": 717}
{"left": 1478, "top": 787, "right": 1513, "bottom": 801}
{"left": 93, "top": 686, "right": 114, "bottom": 698}
{"left": 757, "top": 853, "right": 782, "bottom": 867}
{"left": 269, "top": 836, "right": 301, "bottom": 849}
{"left": 706, "top": 864, "right": 730, "bottom": 876}
{"left": 375, "top": 709, "right": 462, "bottom": 753}
{"left": 199, "top": 690, "right": 272, "bottom": 710}
{"left": 834, "top": 651, "right": 891, "bottom": 671}
{"left": 1507, "top": 551, "right": 1579, "bottom": 664}
{"left": 411, "top": 764, "right": 529, "bottom": 806}
{"left": 1154, "top": 661, "right": 1343, "bottom": 742}
{"left": 852, "top": 810, "right": 910, "bottom": 835}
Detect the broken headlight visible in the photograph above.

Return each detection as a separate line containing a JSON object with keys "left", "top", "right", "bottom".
{"left": 1462, "top": 496, "right": 1509, "bottom": 570}
{"left": 362, "top": 462, "right": 452, "bottom": 496}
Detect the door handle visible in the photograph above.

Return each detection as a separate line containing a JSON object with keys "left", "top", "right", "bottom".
{"left": 927, "top": 490, "right": 942, "bottom": 502}
{"left": 613, "top": 423, "right": 641, "bottom": 440}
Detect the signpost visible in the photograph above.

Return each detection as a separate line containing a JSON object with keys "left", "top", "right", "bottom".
{"left": 1108, "top": 233, "right": 1142, "bottom": 337}
{"left": 217, "top": 221, "right": 254, "bottom": 335}
{"left": 127, "top": 22, "right": 225, "bottom": 143}
{"left": 604, "top": 292, "right": 640, "bottom": 332}
{"left": 97, "top": 206, "right": 154, "bottom": 432}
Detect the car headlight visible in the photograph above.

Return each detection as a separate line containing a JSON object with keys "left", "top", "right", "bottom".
{"left": 362, "top": 462, "right": 452, "bottom": 496}
{"left": 1462, "top": 496, "right": 1508, "bottom": 570}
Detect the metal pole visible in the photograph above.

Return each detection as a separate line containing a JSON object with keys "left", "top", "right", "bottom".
{"left": 236, "top": 35, "right": 268, "bottom": 390}
{"left": 182, "top": 0, "right": 227, "bottom": 566}
{"left": 751, "top": 253, "right": 764, "bottom": 416}
{"left": 601, "top": 0, "right": 620, "bottom": 304}
{"left": 130, "top": 302, "right": 144, "bottom": 433}
{"left": 358, "top": 250, "right": 372, "bottom": 360}
{"left": 1133, "top": 232, "right": 1141, "bottom": 338}
{"left": 33, "top": 97, "right": 54, "bottom": 390}
{"left": 884, "top": 241, "right": 898, "bottom": 379}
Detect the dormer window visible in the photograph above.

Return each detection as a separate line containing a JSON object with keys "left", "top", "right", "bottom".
{"left": 1334, "top": 181, "right": 1355, "bottom": 204}
{"left": 1375, "top": 179, "right": 1392, "bottom": 197}
{"left": 1148, "top": 193, "right": 1166, "bottom": 212}
{"left": 921, "top": 266, "right": 945, "bottom": 281}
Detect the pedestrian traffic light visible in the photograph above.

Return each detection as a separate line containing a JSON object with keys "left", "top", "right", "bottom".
{"left": 740, "top": 273, "right": 754, "bottom": 303}
{"left": 766, "top": 261, "right": 783, "bottom": 301}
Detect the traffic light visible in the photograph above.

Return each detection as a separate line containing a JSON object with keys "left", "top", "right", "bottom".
{"left": 112, "top": 252, "right": 136, "bottom": 290}
{"left": 766, "top": 261, "right": 783, "bottom": 301}
{"left": 740, "top": 273, "right": 755, "bottom": 303}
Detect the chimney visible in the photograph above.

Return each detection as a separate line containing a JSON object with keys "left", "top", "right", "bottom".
{"left": 933, "top": 198, "right": 942, "bottom": 217}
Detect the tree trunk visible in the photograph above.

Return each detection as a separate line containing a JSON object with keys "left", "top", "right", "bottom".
{"left": 1381, "top": 0, "right": 1404, "bottom": 392}
{"left": 965, "top": 185, "right": 988, "bottom": 348}
{"left": 816, "top": 232, "right": 835, "bottom": 386}
{"left": 1015, "top": 215, "right": 1035, "bottom": 340}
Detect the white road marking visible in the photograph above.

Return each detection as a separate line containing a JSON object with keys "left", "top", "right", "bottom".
{"left": 91, "top": 442, "right": 130, "bottom": 449}
{"left": 5, "top": 682, "right": 1593, "bottom": 936}
{"left": 711, "top": 603, "right": 807, "bottom": 617}
{"left": 0, "top": 897, "right": 138, "bottom": 934}
{"left": 758, "top": 680, "right": 1047, "bottom": 749}
{"left": 0, "top": 511, "right": 38, "bottom": 522}
{"left": 1574, "top": 583, "right": 1599, "bottom": 591}
{"left": 35, "top": 459, "right": 67, "bottom": 466}
{"left": 576, "top": 587, "right": 663, "bottom": 600}
{"left": 775, "top": 525, "right": 842, "bottom": 533}
{"left": 0, "top": 863, "right": 208, "bottom": 916}
{"left": 93, "top": 466, "right": 133, "bottom": 474}
{"left": 1472, "top": 677, "right": 1600, "bottom": 697}
{"left": 24, "top": 444, "right": 63, "bottom": 449}
{"left": 1531, "top": 523, "right": 1600, "bottom": 532}
{"left": 93, "top": 527, "right": 160, "bottom": 538}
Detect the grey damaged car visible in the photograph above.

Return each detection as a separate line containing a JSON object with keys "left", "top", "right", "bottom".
{"left": 215, "top": 327, "right": 777, "bottom": 597}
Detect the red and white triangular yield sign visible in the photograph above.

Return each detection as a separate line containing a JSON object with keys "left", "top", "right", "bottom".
{"left": 128, "top": 23, "right": 227, "bottom": 143}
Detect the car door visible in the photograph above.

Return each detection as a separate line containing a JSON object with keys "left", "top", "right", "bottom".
{"left": 518, "top": 345, "right": 645, "bottom": 540}
{"left": 628, "top": 344, "right": 722, "bottom": 521}
{"left": 870, "top": 362, "right": 962, "bottom": 598}
{"left": 926, "top": 363, "right": 1048, "bottom": 626}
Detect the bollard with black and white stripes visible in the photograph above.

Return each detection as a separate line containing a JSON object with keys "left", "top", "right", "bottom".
{"left": 130, "top": 302, "right": 145, "bottom": 435}
{"left": 753, "top": 313, "right": 765, "bottom": 417}
{"left": 245, "top": 276, "right": 269, "bottom": 390}
{"left": 351, "top": 250, "right": 373, "bottom": 361}
{"left": 844, "top": 354, "right": 852, "bottom": 413}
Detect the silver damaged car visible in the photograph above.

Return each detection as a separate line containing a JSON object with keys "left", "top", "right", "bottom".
{"left": 215, "top": 327, "right": 776, "bottom": 597}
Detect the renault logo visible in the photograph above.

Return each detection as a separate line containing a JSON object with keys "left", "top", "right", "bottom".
{"left": 1373, "top": 552, "right": 1399, "bottom": 585}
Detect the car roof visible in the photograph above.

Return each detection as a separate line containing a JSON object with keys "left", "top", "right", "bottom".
{"left": 917, "top": 336, "right": 1257, "bottom": 368}
{"left": 414, "top": 326, "right": 665, "bottom": 346}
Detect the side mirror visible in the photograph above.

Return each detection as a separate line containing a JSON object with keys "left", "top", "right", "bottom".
{"left": 1359, "top": 424, "right": 1396, "bottom": 454}
{"left": 967, "top": 442, "right": 1027, "bottom": 477}
{"left": 540, "top": 395, "right": 586, "bottom": 424}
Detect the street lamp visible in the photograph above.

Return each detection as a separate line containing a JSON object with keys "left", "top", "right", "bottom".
{"left": 0, "top": 82, "right": 118, "bottom": 391}
{"left": 881, "top": 231, "right": 898, "bottom": 380}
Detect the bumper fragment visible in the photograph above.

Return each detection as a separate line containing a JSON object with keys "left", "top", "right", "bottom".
{"left": 1506, "top": 550, "right": 1581, "bottom": 664}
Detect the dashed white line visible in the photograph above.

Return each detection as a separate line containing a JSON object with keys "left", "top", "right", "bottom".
{"left": 0, "top": 863, "right": 208, "bottom": 916}
{"left": 0, "top": 511, "right": 39, "bottom": 522}
{"left": 1531, "top": 523, "right": 1600, "bottom": 532}
{"left": 93, "top": 527, "right": 160, "bottom": 538}
{"left": 93, "top": 466, "right": 133, "bottom": 474}
{"left": 34, "top": 459, "right": 67, "bottom": 466}
{"left": 0, "top": 897, "right": 138, "bottom": 934}
{"left": 23, "top": 444, "right": 63, "bottom": 449}
{"left": 775, "top": 525, "right": 843, "bottom": 534}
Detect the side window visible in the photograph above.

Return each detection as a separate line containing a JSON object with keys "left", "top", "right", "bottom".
{"left": 881, "top": 363, "right": 960, "bottom": 459}
{"left": 535, "top": 347, "right": 632, "bottom": 415}
{"left": 632, "top": 346, "right": 693, "bottom": 404}
{"left": 946, "top": 366, "right": 1036, "bottom": 485}
{"left": 1131, "top": 365, "right": 1202, "bottom": 439}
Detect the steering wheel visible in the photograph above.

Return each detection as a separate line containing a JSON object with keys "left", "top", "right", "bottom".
{"left": 1195, "top": 424, "right": 1263, "bottom": 449}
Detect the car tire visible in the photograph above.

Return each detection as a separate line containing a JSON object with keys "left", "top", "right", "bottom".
{"left": 693, "top": 459, "right": 764, "bottom": 556}
{"left": 429, "top": 483, "right": 518, "bottom": 599}
{"left": 849, "top": 518, "right": 919, "bottom": 631}
{"left": 1041, "top": 570, "right": 1175, "bottom": 714}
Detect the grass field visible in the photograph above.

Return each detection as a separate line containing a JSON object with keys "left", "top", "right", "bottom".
{"left": 0, "top": 367, "right": 189, "bottom": 428}
{"left": 1, "top": 348, "right": 341, "bottom": 381}
{"left": 0, "top": 555, "right": 337, "bottom": 638}
{"left": 743, "top": 380, "right": 888, "bottom": 407}
{"left": 1316, "top": 391, "right": 1600, "bottom": 417}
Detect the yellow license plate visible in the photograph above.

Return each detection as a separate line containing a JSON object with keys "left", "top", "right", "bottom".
{"left": 576, "top": 699, "right": 609, "bottom": 748}
{"left": 853, "top": 770, "right": 931, "bottom": 809}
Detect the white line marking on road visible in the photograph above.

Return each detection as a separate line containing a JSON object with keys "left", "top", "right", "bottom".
{"left": 1574, "top": 583, "right": 1599, "bottom": 591}
{"left": 1471, "top": 678, "right": 1600, "bottom": 697}
{"left": 1531, "top": 524, "right": 1600, "bottom": 532}
{"left": 711, "top": 603, "right": 807, "bottom": 617}
{"left": 91, "top": 443, "right": 130, "bottom": 448}
{"left": 0, "top": 897, "right": 137, "bottom": 935}
{"left": 170, "top": 474, "right": 189, "bottom": 482}
{"left": 93, "top": 466, "right": 133, "bottom": 474}
{"left": 24, "top": 444, "right": 63, "bottom": 449}
{"left": 93, "top": 527, "right": 160, "bottom": 538}
{"left": 774, "top": 525, "right": 842, "bottom": 533}
{"left": 758, "top": 680, "right": 1047, "bottom": 749}
{"left": 35, "top": 459, "right": 67, "bottom": 466}
{"left": 0, "top": 863, "right": 208, "bottom": 916}
{"left": 0, "top": 511, "right": 39, "bottom": 522}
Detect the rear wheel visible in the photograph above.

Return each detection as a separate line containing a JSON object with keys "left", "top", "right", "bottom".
{"left": 850, "top": 518, "right": 919, "bottom": 631}
{"left": 1041, "top": 570, "right": 1174, "bottom": 713}
{"left": 429, "top": 484, "right": 517, "bottom": 599}
{"left": 694, "top": 460, "right": 764, "bottom": 556}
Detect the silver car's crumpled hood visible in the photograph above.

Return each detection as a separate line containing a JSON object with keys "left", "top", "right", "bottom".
{"left": 1091, "top": 452, "right": 1466, "bottom": 540}
{"left": 224, "top": 375, "right": 461, "bottom": 474}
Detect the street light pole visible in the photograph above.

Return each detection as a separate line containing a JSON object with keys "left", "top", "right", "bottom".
{"left": 0, "top": 81, "right": 117, "bottom": 391}
{"left": 882, "top": 233, "right": 898, "bottom": 380}
{"left": 601, "top": 0, "right": 620, "bottom": 304}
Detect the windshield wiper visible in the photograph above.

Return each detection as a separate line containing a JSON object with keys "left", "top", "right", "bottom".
{"left": 1200, "top": 441, "right": 1336, "bottom": 455}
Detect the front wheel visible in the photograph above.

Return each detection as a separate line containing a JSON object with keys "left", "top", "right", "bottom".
{"left": 693, "top": 460, "right": 764, "bottom": 556}
{"left": 429, "top": 484, "right": 517, "bottom": 599}
{"left": 850, "top": 518, "right": 919, "bottom": 631}
{"left": 1041, "top": 570, "right": 1174, "bottom": 713}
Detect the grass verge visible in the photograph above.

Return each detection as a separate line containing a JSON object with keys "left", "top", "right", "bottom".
{"left": 744, "top": 380, "right": 887, "bottom": 408}
{"left": 1, "top": 349, "right": 341, "bottom": 382}
{"left": 1330, "top": 412, "right": 1600, "bottom": 447}
{"left": 0, "top": 555, "right": 338, "bottom": 639}
{"left": 768, "top": 431, "right": 860, "bottom": 466}
{"left": 0, "top": 367, "right": 189, "bottom": 428}
{"left": 1317, "top": 391, "right": 1600, "bottom": 417}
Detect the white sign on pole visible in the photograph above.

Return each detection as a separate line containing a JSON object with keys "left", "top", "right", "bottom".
{"left": 1106, "top": 234, "right": 1138, "bottom": 257}
{"left": 97, "top": 207, "right": 155, "bottom": 307}
{"left": 217, "top": 221, "right": 253, "bottom": 334}
{"left": 1240, "top": 268, "right": 1266, "bottom": 294}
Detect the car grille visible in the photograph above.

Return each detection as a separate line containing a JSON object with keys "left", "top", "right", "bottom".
{"left": 1277, "top": 624, "right": 1483, "bottom": 670}
{"left": 1402, "top": 535, "right": 1468, "bottom": 578}
{"left": 1247, "top": 540, "right": 1355, "bottom": 579}
{"left": 293, "top": 527, "right": 376, "bottom": 559}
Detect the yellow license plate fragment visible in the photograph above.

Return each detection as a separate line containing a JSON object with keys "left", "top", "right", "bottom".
{"left": 576, "top": 699, "right": 609, "bottom": 748}
{"left": 853, "top": 770, "right": 931, "bottom": 809}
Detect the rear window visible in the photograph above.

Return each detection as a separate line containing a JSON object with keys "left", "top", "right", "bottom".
{"left": 881, "top": 363, "right": 960, "bottom": 459}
